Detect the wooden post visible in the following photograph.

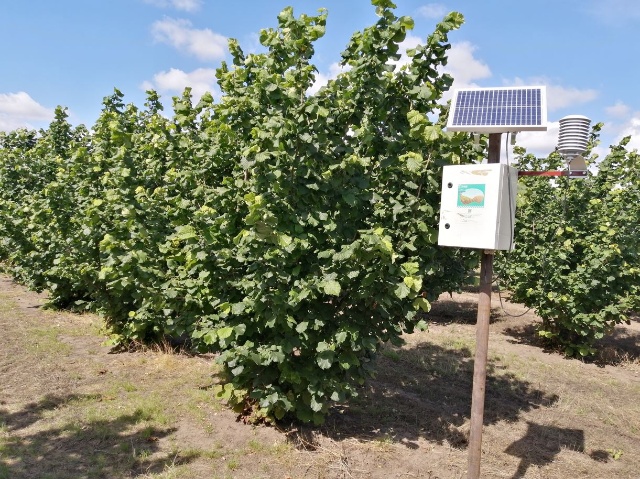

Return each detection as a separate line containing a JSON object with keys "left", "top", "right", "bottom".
{"left": 467, "top": 132, "right": 501, "bottom": 479}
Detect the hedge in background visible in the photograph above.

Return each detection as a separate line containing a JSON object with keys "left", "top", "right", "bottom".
{"left": 497, "top": 129, "right": 640, "bottom": 357}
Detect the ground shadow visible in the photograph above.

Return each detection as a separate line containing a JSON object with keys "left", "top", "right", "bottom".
{"left": 504, "top": 421, "right": 584, "bottom": 478}
{"left": 503, "top": 322, "right": 545, "bottom": 347}
{"left": 297, "top": 341, "right": 559, "bottom": 451}
{"left": 427, "top": 295, "right": 503, "bottom": 325}
{"left": 504, "top": 319, "right": 640, "bottom": 366}
{"left": 0, "top": 393, "right": 195, "bottom": 479}
{"left": 593, "top": 322, "right": 640, "bottom": 365}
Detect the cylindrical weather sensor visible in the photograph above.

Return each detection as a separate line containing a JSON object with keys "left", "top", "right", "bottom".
{"left": 557, "top": 115, "right": 591, "bottom": 161}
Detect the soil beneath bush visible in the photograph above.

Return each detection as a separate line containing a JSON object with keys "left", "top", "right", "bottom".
{"left": 1, "top": 275, "right": 638, "bottom": 478}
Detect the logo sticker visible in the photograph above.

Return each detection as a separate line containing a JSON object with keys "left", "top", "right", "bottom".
{"left": 457, "top": 184, "right": 485, "bottom": 208}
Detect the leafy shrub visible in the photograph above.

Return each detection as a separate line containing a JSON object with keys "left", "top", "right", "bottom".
{"left": 208, "top": 1, "right": 482, "bottom": 423}
{"left": 0, "top": 0, "right": 483, "bottom": 423}
{"left": 497, "top": 130, "right": 640, "bottom": 357}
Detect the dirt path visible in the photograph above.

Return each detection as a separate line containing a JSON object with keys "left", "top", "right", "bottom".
{"left": 1, "top": 277, "right": 639, "bottom": 478}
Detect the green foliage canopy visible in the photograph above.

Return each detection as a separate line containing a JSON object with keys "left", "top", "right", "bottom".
{"left": 497, "top": 128, "right": 640, "bottom": 357}
{"left": 0, "top": 1, "right": 484, "bottom": 423}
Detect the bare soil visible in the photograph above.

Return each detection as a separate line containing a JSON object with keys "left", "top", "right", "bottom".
{"left": 1, "top": 275, "right": 638, "bottom": 479}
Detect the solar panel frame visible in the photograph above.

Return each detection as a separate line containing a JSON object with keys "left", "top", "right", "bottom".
{"left": 446, "top": 86, "right": 548, "bottom": 133}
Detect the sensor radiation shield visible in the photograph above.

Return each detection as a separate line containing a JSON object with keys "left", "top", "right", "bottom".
{"left": 438, "top": 164, "right": 518, "bottom": 251}
{"left": 557, "top": 115, "right": 591, "bottom": 162}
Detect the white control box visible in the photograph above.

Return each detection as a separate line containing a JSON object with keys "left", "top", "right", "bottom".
{"left": 438, "top": 164, "right": 517, "bottom": 251}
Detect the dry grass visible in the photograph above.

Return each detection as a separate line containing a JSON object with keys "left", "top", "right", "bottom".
{"left": 1, "top": 280, "right": 639, "bottom": 478}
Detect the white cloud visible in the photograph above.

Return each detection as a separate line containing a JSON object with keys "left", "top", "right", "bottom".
{"left": 141, "top": 67, "right": 219, "bottom": 101}
{"left": 546, "top": 85, "right": 598, "bottom": 112}
{"left": 308, "top": 73, "right": 329, "bottom": 96}
{"left": 0, "top": 92, "right": 52, "bottom": 118}
{"left": 312, "top": 38, "right": 489, "bottom": 97}
{"left": 605, "top": 101, "right": 630, "bottom": 119}
{"left": 328, "top": 63, "right": 347, "bottom": 77}
{"left": 586, "top": 0, "right": 640, "bottom": 23}
{"left": 507, "top": 77, "right": 597, "bottom": 112}
{"left": 0, "top": 92, "right": 54, "bottom": 132}
{"left": 244, "top": 32, "right": 264, "bottom": 55}
{"left": 444, "top": 41, "right": 492, "bottom": 89}
{"left": 580, "top": 112, "right": 640, "bottom": 156}
{"left": 439, "top": 45, "right": 595, "bottom": 116}
{"left": 611, "top": 114, "right": 640, "bottom": 151}
{"left": 417, "top": 3, "right": 448, "bottom": 19}
{"left": 392, "top": 37, "right": 488, "bottom": 83}
{"left": 308, "top": 62, "right": 351, "bottom": 95}
{"left": 151, "top": 18, "right": 227, "bottom": 61}
{"left": 513, "top": 121, "right": 559, "bottom": 159}
{"left": 143, "top": 0, "right": 202, "bottom": 12}
{"left": 389, "top": 35, "right": 423, "bottom": 71}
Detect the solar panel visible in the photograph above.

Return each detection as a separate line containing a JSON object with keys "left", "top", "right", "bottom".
{"left": 446, "top": 86, "right": 548, "bottom": 133}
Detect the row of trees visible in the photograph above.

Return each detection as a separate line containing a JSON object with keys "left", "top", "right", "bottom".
{"left": 0, "top": 1, "right": 481, "bottom": 423}
{"left": 498, "top": 132, "right": 640, "bottom": 357}
{"left": 1, "top": 0, "right": 637, "bottom": 423}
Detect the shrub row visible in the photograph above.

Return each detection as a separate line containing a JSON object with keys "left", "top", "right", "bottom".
{"left": 0, "top": 1, "right": 481, "bottom": 422}
{"left": 497, "top": 130, "right": 640, "bottom": 357}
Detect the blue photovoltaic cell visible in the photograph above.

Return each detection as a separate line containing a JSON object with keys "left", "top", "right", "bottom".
{"left": 449, "top": 88, "right": 544, "bottom": 130}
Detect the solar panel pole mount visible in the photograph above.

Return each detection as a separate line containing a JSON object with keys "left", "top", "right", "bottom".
{"left": 443, "top": 86, "right": 548, "bottom": 479}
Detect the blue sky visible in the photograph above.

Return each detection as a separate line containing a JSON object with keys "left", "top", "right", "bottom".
{"left": 2, "top": 0, "right": 640, "bottom": 159}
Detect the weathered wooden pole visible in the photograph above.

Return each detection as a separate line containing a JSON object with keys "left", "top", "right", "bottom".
{"left": 467, "top": 132, "right": 501, "bottom": 479}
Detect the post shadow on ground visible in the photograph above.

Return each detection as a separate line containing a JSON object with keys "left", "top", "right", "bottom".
{"left": 504, "top": 421, "right": 585, "bottom": 479}
{"left": 286, "top": 336, "right": 608, "bottom": 477}
{"left": 290, "top": 340, "right": 560, "bottom": 451}
{"left": 0, "top": 393, "right": 196, "bottom": 479}
{"left": 308, "top": 289, "right": 554, "bottom": 450}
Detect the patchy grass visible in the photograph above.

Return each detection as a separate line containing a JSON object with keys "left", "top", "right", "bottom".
{"left": 26, "top": 327, "right": 73, "bottom": 356}
{"left": 0, "top": 280, "right": 639, "bottom": 478}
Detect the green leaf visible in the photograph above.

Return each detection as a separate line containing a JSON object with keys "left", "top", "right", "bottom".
{"left": 404, "top": 276, "right": 422, "bottom": 292}
{"left": 423, "top": 125, "right": 442, "bottom": 142}
{"left": 231, "top": 302, "right": 245, "bottom": 315}
{"left": 402, "top": 262, "right": 420, "bottom": 275}
{"left": 274, "top": 406, "right": 286, "bottom": 420}
{"left": 203, "top": 331, "right": 217, "bottom": 345}
{"left": 310, "top": 395, "right": 324, "bottom": 412}
{"left": 415, "top": 319, "right": 429, "bottom": 331}
{"left": 217, "top": 327, "right": 234, "bottom": 340}
{"left": 335, "top": 331, "right": 348, "bottom": 344}
{"left": 399, "top": 15, "right": 415, "bottom": 30}
{"left": 277, "top": 233, "right": 292, "bottom": 248}
{"left": 413, "top": 297, "right": 431, "bottom": 312}
{"left": 175, "top": 225, "right": 197, "bottom": 240}
{"left": 316, "top": 350, "right": 335, "bottom": 369}
{"left": 394, "top": 282, "right": 410, "bottom": 299}
{"left": 322, "top": 280, "right": 341, "bottom": 296}
{"left": 401, "top": 152, "right": 423, "bottom": 172}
